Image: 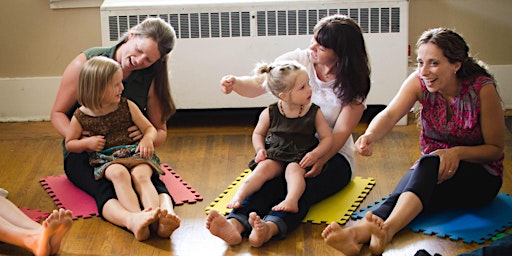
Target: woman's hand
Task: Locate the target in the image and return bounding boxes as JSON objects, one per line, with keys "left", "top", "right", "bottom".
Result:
{"left": 220, "top": 75, "right": 236, "bottom": 94}
{"left": 355, "top": 133, "right": 376, "bottom": 156}
{"left": 300, "top": 152, "right": 318, "bottom": 169}
{"left": 430, "top": 148, "right": 459, "bottom": 183}
{"left": 304, "top": 157, "right": 326, "bottom": 178}
{"left": 128, "top": 125, "right": 143, "bottom": 141}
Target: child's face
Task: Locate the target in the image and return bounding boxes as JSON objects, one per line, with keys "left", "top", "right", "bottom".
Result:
{"left": 102, "top": 70, "right": 124, "bottom": 105}
{"left": 288, "top": 70, "right": 312, "bottom": 105}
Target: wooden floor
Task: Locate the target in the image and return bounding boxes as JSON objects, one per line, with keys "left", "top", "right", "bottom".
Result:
{"left": 0, "top": 109, "right": 511, "bottom": 256}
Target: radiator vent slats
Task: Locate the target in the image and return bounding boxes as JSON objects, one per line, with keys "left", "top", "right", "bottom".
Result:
{"left": 107, "top": 7, "right": 401, "bottom": 41}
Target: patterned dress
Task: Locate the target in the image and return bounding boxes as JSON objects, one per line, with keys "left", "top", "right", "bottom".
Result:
{"left": 74, "top": 98, "right": 164, "bottom": 180}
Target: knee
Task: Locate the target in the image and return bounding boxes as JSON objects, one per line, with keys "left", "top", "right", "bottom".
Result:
{"left": 131, "top": 165, "right": 152, "bottom": 183}
{"left": 106, "top": 165, "right": 130, "bottom": 182}
{"left": 420, "top": 154, "right": 440, "bottom": 167}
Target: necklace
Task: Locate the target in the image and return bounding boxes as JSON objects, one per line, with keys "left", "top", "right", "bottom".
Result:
{"left": 279, "top": 101, "right": 303, "bottom": 118}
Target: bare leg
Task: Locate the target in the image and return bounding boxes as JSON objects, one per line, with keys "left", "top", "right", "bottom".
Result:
{"left": 227, "top": 160, "right": 283, "bottom": 209}
{"left": 205, "top": 209, "right": 243, "bottom": 245}
{"left": 321, "top": 211, "right": 384, "bottom": 256}
{"left": 101, "top": 199, "right": 160, "bottom": 241}
{"left": 0, "top": 201, "right": 73, "bottom": 256}
{"left": 248, "top": 212, "right": 279, "bottom": 247}
{"left": 131, "top": 164, "right": 159, "bottom": 210}
{"left": 272, "top": 163, "right": 305, "bottom": 213}
{"left": 105, "top": 164, "right": 141, "bottom": 212}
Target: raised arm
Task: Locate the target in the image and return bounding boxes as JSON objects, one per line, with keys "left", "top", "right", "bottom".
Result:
{"left": 355, "top": 71, "right": 422, "bottom": 156}
{"left": 51, "top": 53, "right": 87, "bottom": 138}
{"left": 219, "top": 74, "right": 267, "bottom": 98}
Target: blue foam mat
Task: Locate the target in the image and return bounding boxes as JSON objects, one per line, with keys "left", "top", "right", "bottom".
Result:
{"left": 351, "top": 193, "right": 512, "bottom": 244}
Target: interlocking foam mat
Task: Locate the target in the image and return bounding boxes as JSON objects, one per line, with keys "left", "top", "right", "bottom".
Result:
{"left": 351, "top": 193, "right": 512, "bottom": 244}
{"left": 40, "top": 163, "right": 202, "bottom": 220}
{"left": 20, "top": 208, "right": 50, "bottom": 222}
{"left": 206, "top": 169, "right": 375, "bottom": 224}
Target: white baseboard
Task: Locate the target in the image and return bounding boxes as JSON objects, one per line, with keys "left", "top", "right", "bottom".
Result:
{"left": 0, "top": 77, "right": 60, "bottom": 122}
{"left": 1, "top": 65, "right": 511, "bottom": 122}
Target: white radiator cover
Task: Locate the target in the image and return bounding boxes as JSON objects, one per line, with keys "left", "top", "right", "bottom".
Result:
{"left": 100, "top": 0, "right": 409, "bottom": 110}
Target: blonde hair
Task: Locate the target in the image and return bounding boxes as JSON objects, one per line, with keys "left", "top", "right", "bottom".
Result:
{"left": 255, "top": 60, "right": 307, "bottom": 98}
{"left": 77, "top": 56, "right": 121, "bottom": 111}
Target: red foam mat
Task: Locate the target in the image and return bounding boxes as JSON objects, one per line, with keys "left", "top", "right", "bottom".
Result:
{"left": 40, "top": 163, "right": 202, "bottom": 219}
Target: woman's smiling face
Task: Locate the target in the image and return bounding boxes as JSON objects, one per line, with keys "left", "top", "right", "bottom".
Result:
{"left": 417, "top": 42, "right": 461, "bottom": 94}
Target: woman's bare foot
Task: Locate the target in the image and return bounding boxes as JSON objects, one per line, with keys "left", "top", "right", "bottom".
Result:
{"left": 156, "top": 209, "right": 180, "bottom": 238}
{"left": 248, "top": 212, "right": 274, "bottom": 247}
{"left": 321, "top": 211, "right": 385, "bottom": 255}
{"left": 271, "top": 199, "right": 299, "bottom": 213}
{"left": 321, "top": 222, "right": 361, "bottom": 256}
{"left": 28, "top": 209, "right": 63, "bottom": 256}
{"left": 367, "top": 212, "right": 387, "bottom": 255}
{"left": 126, "top": 208, "right": 160, "bottom": 241}
{"left": 205, "top": 209, "right": 242, "bottom": 245}
{"left": 49, "top": 208, "right": 74, "bottom": 255}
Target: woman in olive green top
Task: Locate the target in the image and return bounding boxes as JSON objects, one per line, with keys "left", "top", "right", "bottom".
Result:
{"left": 50, "top": 17, "right": 180, "bottom": 241}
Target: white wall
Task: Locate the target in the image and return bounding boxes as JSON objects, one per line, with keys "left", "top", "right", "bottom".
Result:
{"left": 1, "top": 65, "right": 510, "bottom": 122}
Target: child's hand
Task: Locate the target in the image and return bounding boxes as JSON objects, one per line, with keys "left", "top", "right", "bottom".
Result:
{"left": 85, "top": 135, "right": 105, "bottom": 152}
{"left": 300, "top": 152, "right": 318, "bottom": 168}
{"left": 254, "top": 148, "right": 267, "bottom": 163}
{"left": 220, "top": 75, "right": 236, "bottom": 94}
{"left": 136, "top": 138, "right": 154, "bottom": 159}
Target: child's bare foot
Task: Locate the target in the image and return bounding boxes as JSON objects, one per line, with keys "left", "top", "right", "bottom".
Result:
{"left": 126, "top": 208, "right": 160, "bottom": 241}
{"left": 226, "top": 195, "right": 242, "bottom": 209}
{"left": 206, "top": 209, "right": 242, "bottom": 245}
{"left": 321, "top": 222, "right": 361, "bottom": 255}
{"left": 48, "top": 208, "right": 73, "bottom": 255}
{"left": 156, "top": 209, "right": 180, "bottom": 238}
{"left": 248, "top": 212, "right": 273, "bottom": 247}
{"left": 271, "top": 199, "right": 299, "bottom": 213}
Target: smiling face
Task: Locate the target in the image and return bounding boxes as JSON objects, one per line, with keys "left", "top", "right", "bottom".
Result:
{"left": 102, "top": 69, "right": 124, "bottom": 106}
{"left": 308, "top": 38, "right": 339, "bottom": 66}
{"left": 417, "top": 42, "right": 461, "bottom": 95}
{"left": 119, "top": 35, "right": 161, "bottom": 73}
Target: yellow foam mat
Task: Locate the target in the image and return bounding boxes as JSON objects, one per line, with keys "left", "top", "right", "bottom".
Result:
{"left": 205, "top": 169, "right": 375, "bottom": 225}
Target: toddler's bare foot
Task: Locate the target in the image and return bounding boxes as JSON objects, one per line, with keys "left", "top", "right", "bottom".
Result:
{"left": 126, "top": 207, "right": 160, "bottom": 241}
{"left": 226, "top": 195, "right": 242, "bottom": 209}
{"left": 248, "top": 212, "right": 273, "bottom": 247}
{"left": 49, "top": 208, "right": 73, "bottom": 255}
{"left": 157, "top": 209, "right": 180, "bottom": 238}
{"left": 271, "top": 199, "right": 299, "bottom": 213}
{"left": 321, "top": 222, "right": 361, "bottom": 256}
{"left": 206, "top": 209, "right": 242, "bottom": 245}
